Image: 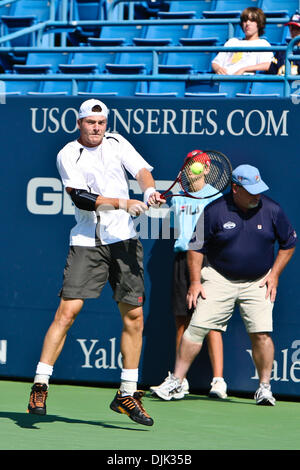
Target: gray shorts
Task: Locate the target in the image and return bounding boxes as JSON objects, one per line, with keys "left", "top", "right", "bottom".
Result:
{"left": 59, "top": 238, "right": 145, "bottom": 306}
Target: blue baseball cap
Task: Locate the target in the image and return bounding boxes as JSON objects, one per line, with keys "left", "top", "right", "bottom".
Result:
{"left": 232, "top": 164, "right": 269, "bottom": 195}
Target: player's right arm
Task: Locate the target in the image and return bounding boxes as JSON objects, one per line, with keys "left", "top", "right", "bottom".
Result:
{"left": 186, "top": 250, "right": 206, "bottom": 309}
{"left": 66, "top": 187, "right": 148, "bottom": 216}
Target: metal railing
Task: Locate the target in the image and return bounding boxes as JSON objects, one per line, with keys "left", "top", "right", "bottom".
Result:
{"left": 0, "top": 16, "right": 299, "bottom": 96}
{"left": 0, "top": 16, "right": 290, "bottom": 48}
{"left": 0, "top": 42, "right": 299, "bottom": 96}
{"left": 106, "top": 0, "right": 300, "bottom": 20}
{"left": 107, "top": 0, "right": 211, "bottom": 20}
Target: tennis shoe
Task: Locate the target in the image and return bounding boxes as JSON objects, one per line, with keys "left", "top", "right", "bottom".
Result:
{"left": 254, "top": 383, "right": 276, "bottom": 406}
{"left": 150, "top": 372, "right": 189, "bottom": 398}
{"left": 27, "top": 382, "right": 48, "bottom": 415}
{"left": 110, "top": 390, "right": 154, "bottom": 426}
{"left": 208, "top": 377, "right": 228, "bottom": 399}
{"left": 150, "top": 373, "right": 184, "bottom": 401}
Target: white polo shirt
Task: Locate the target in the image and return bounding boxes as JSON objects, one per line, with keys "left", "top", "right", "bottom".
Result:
{"left": 57, "top": 132, "right": 153, "bottom": 246}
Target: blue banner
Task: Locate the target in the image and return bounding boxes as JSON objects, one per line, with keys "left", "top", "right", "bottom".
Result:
{"left": 0, "top": 96, "right": 299, "bottom": 397}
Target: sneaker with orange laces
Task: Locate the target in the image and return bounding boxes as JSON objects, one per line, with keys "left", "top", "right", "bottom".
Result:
{"left": 27, "top": 383, "right": 48, "bottom": 415}
{"left": 110, "top": 390, "right": 154, "bottom": 426}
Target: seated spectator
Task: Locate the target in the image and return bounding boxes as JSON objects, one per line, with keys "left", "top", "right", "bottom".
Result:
{"left": 212, "top": 7, "right": 273, "bottom": 75}
{"left": 268, "top": 11, "right": 300, "bottom": 75}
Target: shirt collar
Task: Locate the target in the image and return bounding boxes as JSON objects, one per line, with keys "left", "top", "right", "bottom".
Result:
{"left": 227, "top": 192, "right": 262, "bottom": 217}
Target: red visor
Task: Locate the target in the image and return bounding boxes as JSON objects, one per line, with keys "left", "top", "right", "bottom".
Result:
{"left": 186, "top": 149, "right": 211, "bottom": 166}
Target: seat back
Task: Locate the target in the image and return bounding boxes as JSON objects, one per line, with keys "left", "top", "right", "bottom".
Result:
{"left": 263, "top": 23, "right": 288, "bottom": 44}
{"left": 260, "top": 0, "right": 299, "bottom": 17}
{"left": 143, "top": 23, "right": 192, "bottom": 44}
{"left": 219, "top": 80, "right": 249, "bottom": 97}
{"left": 212, "top": 0, "right": 258, "bottom": 12}
{"left": 115, "top": 50, "right": 155, "bottom": 73}
{"left": 164, "top": 51, "right": 213, "bottom": 73}
{"left": 250, "top": 80, "right": 285, "bottom": 96}
{"left": 39, "top": 80, "right": 89, "bottom": 95}
{"left": 70, "top": 51, "right": 117, "bottom": 72}
{"left": 70, "top": 0, "right": 105, "bottom": 20}
{"left": 0, "top": 3, "right": 11, "bottom": 16}
{"left": 144, "top": 80, "right": 186, "bottom": 97}
{"left": 202, "top": 0, "right": 258, "bottom": 19}
{"left": 99, "top": 24, "right": 144, "bottom": 45}
{"left": 89, "top": 79, "right": 143, "bottom": 96}
{"left": 26, "top": 52, "right": 70, "bottom": 72}
{"left": 10, "top": 0, "right": 52, "bottom": 20}
{"left": 1, "top": 79, "right": 42, "bottom": 94}
{"left": 76, "top": 1, "right": 103, "bottom": 20}
{"left": 168, "top": 1, "right": 214, "bottom": 17}
{"left": 185, "top": 79, "right": 220, "bottom": 95}
{"left": 191, "top": 23, "right": 231, "bottom": 44}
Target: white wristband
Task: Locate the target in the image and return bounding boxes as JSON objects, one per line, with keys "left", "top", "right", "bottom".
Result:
{"left": 143, "top": 186, "right": 156, "bottom": 204}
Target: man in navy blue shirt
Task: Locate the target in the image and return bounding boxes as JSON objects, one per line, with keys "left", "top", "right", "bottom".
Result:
{"left": 159, "top": 164, "right": 297, "bottom": 406}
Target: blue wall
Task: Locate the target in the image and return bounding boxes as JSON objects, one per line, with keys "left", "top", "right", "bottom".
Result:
{"left": 0, "top": 96, "right": 299, "bottom": 397}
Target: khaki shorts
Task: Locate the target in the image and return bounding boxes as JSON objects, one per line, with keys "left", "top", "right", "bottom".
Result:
{"left": 190, "top": 265, "right": 273, "bottom": 333}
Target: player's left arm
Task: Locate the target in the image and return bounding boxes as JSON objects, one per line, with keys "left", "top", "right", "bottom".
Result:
{"left": 260, "top": 247, "right": 296, "bottom": 302}
{"left": 135, "top": 168, "right": 166, "bottom": 206}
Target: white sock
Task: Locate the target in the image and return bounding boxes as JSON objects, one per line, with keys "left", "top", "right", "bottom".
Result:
{"left": 260, "top": 382, "right": 271, "bottom": 388}
{"left": 34, "top": 362, "right": 53, "bottom": 386}
{"left": 120, "top": 381, "right": 137, "bottom": 396}
{"left": 120, "top": 368, "right": 138, "bottom": 396}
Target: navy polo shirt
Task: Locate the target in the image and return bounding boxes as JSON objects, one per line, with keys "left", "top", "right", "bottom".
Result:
{"left": 268, "top": 49, "right": 300, "bottom": 76}
{"left": 197, "top": 193, "right": 297, "bottom": 280}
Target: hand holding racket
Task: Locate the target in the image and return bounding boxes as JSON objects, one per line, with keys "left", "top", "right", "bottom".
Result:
{"left": 161, "top": 149, "right": 232, "bottom": 200}
{"left": 146, "top": 190, "right": 166, "bottom": 206}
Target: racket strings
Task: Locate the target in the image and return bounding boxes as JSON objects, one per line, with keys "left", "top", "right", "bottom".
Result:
{"left": 181, "top": 161, "right": 206, "bottom": 193}
{"left": 180, "top": 151, "right": 232, "bottom": 196}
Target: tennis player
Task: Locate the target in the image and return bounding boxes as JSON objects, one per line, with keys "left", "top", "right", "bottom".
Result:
{"left": 27, "top": 99, "right": 164, "bottom": 426}
{"left": 157, "top": 164, "right": 297, "bottom": 405}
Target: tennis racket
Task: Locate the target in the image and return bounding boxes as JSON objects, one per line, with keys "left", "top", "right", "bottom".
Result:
{"left": 160, "top": 149, "right": 232, "bottom": 200}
